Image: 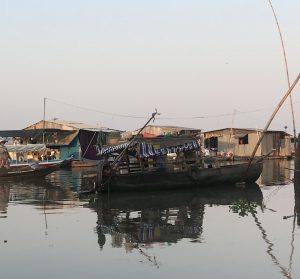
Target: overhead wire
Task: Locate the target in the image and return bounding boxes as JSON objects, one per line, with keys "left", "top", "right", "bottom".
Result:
{"left": 45, "top": 97, "right": 296, "bottom": 121}
{"left": 46, "top": 97, "right": 149, "bottom": 119}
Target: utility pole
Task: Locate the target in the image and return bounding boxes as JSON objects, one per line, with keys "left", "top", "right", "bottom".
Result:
{"left": 43, "top": 97, "right": 46, "bottom": 143}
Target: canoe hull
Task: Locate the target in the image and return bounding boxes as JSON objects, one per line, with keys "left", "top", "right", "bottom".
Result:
{"left": 0, "top": 158, "right": 72, "bottom": 180}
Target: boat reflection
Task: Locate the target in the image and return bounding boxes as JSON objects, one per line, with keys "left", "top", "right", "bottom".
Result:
{"left": 90, "top": 183, "right": 263, "bottom": 250}
{"left": 46, "top": 167, "right": 97, "bottom": 193}
{"left": 0, "top": 179, "right": 80, "bottom": 216}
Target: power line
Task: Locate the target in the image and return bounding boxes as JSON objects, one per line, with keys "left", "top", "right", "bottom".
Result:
{"left": 46, "top": 97, "right": 149, "bottom": 119}
{"left": 45, "top": 97, "right": 297, "bottom": 121}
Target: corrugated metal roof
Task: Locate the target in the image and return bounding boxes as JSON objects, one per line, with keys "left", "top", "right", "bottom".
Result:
{"left": 0, "top": 129, "right": 73, "bottom": 138}
{"left": 46, "top": 119, "right": 100, "bottom": 130}
{"left": 24, "top": 119, "right": 124, "bottom": 133}
{"left": 131, "top": 125, "right": 201, "bottom": 135}
{"left": 204, "top": 128, "right": 291, "bottom": 136}
{"left": 142, "top": 125, "right": 201, "bottom": 130}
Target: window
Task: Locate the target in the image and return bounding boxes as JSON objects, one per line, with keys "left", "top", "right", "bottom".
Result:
{"left": 238, "top": 134, "right": 248, "bottom": 145}
{"left": 205, "top": 137, "right": 218, "bottom": 149}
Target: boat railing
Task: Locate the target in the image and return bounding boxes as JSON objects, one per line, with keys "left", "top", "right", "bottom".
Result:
{"left": 116, "top": 156, "right": 201, "bottom": 175}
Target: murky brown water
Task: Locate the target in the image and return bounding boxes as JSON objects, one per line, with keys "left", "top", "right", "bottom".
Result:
{"left": 0, "top": 160, "right": 299, "bottom": 279}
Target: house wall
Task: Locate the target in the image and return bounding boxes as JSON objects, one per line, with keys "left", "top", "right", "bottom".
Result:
{"left": 204, "top": 129, "right": 291, "bottom": 158}
{"left": 261, "top": 133, "right": 291, "bottom": 157}
{"left": 60, "top": 138, "right": 81, "bottom": 160}
{"left": 235, "top": 133, "right": 262, "bottom": 157}
{"left": 214, "top": 132, "right": 262, "bottom": 157}
{"left": 281, "top": 136, "right": 292, "bottom": 157}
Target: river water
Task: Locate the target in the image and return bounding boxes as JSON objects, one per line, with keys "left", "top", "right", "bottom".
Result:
{"left": 0, "top": 160, "right": 299, "bottom": 279}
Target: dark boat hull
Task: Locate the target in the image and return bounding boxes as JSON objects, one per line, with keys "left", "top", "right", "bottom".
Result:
{"left": 103, "top": 161, "right": 263, "bottom": 191}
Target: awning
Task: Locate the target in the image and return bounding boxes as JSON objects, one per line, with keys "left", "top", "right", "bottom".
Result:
{"left": 6, "top": 144, "right": 46, "bottom": 153}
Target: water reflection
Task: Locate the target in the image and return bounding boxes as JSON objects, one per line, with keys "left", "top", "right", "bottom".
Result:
{"left": 258, "top": 159, "right": 293, "bottom": 186}
{"left": 0, "top": 160, "right": 298, "bottom": 278}
{"left": 293, "top": 164, "right": 300, "bottom": 231}
{"left": 46, "top": 167, "right": 97, "bottom": 193}
{"left": 0, "top": 180, "right": 80, "bottom": 217}
{"left": 0, "top": 185, "right": 9, "bottom": 217}
{"left": 89, "top": 184, "right": 263, "bottom": 250}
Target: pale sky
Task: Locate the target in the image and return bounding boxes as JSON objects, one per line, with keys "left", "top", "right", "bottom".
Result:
{"left": 1, "top": 0, "right": 300, "bottom": 133}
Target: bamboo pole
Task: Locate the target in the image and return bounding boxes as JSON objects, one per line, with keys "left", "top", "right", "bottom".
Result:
{"left": 245, "top": 73, "right": 300, "bottom": 175}
{"left": 267, "top": 0, "right": 297, "bottom": 151}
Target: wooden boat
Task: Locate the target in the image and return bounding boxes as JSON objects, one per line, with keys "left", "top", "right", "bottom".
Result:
{"left": 98, "top": 136, "right": 263, "bottom": 192}
{"left": 0, "top": 158, "right": 71, "bottom": 180}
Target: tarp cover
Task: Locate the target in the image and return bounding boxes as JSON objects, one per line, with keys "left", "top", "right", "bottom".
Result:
{"left": 6, "top": 144, "right": 46, "bottom": 153}
{"left": 139, "top": 140, "right": 199, "bottom": 158}
{"left": 96, "top": 142, "right": 131, "bottom": 156}
{"left": 79, "top": 130, "right": 103, "bottom": 160}
{"left": 96, "top": 140, "right": 199, "bottom": 158}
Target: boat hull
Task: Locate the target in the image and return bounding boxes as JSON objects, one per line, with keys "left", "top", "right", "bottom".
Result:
{"left": 102, "top": 161, "right": 263, "bottom": 192}
{"left": 0, "top": 158, "right": 72, "bottom": 180}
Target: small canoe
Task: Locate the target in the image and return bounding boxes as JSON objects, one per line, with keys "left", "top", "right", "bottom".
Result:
{"left": 0, "top": 158, "right": 70, "bottom": 180}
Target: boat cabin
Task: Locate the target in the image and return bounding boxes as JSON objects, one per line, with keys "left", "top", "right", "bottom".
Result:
{"left": 98, "top": 136, "right": 202, "bottom": 175}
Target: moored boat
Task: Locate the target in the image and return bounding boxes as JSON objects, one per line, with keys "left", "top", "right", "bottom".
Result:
{"left": 0, "top": 157, "right": 71, "bottom": 180}
{"left": 98, "top": 136, "right": 263, "bottom": 192}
